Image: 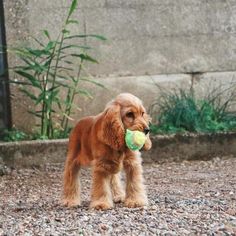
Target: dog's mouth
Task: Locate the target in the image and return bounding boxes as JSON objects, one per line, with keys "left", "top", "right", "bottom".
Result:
{"left": 126, "top": 127, "right": 150, "bottom": 135}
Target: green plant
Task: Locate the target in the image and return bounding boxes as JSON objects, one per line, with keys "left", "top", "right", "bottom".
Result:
{"left": 7, "top": 0, "right": 106, "bottom": 139}
{"left": 149, "top": 84, "right": 236, "bottom": 134}
{"left": 2, "top": 128, "right": 29, "bottom": 142}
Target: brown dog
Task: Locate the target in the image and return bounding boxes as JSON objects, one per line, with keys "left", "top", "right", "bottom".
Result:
{"left": 62, "top": 93, "right": 152, "bottom": 210}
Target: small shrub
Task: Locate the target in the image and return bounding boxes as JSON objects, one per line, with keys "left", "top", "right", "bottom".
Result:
{"left": 150, "top": 86, "right": 236, "bottom": 134}
{"left": 2, "top": 129, "right": 28, "bottom": 142}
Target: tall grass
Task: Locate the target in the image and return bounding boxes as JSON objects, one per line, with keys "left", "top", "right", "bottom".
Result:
{"left": 149, "top": 83, "right": 236, "bottom": 134}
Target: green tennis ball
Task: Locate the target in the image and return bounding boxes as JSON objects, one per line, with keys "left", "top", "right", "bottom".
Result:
{"left": 125, "top": 129, "right": 146, "bottom": 151}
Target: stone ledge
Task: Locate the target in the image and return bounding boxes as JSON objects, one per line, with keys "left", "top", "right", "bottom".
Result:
{"left": 0, "top": 132, "right": 236, "bottom": 169}
{"left": 0, "top": 139, "right": 68, "bottom": 169}
{"left": 146, "top": 132, "right": 236, "bottom": 163}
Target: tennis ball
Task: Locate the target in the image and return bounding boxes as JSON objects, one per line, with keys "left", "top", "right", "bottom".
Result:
{"left": 125, "top": 129, "right": 146, "bottom": 151}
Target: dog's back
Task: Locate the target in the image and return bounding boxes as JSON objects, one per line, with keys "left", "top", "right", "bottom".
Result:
{"left": 68, "top": 116, "right": 95, "bottom": 166}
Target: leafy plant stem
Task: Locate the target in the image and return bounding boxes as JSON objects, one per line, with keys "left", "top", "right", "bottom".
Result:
{"left": 41, "top": 40, "right": 58, "bottom": 138}
{"left": 62, "top": 59, "right": 84, "bottom": 134}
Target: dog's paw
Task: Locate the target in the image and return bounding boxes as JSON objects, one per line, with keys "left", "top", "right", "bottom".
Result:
{"left": 124, "top": 198, "right": 148, "bottom": 208}
{"left": 90, "top": 201, "right": 113, "bottom": 210}
{"left": 113, "top": 193, "right": 125, "bottom": 203}
{"left": 62, "top": 198, "right": 81, "bottom": 208}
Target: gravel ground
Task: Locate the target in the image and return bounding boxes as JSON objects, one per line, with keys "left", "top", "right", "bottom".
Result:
{"left": 0, "top": 156, "right": 236, "bottom": 236}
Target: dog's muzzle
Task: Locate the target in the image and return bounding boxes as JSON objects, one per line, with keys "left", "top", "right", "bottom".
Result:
{"left": 144, "top": 127, "right": 150, "bottom": 135}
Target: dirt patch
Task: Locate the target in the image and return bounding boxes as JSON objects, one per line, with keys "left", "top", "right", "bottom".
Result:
{"left": 0, "top": 156, "right": 236, "bottom": 235}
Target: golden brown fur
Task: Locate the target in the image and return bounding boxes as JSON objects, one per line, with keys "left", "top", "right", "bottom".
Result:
{"left": 63, "top": 93, "right": 152, "bottom": 210}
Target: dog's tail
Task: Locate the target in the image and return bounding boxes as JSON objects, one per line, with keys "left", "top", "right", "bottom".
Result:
{"left": 67, "top": 125, "right": 81, "bottom": 162}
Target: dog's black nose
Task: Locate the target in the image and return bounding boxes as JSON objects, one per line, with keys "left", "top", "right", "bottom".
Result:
{"left": 144, "top": 128, "right": 150, "bottom": 135}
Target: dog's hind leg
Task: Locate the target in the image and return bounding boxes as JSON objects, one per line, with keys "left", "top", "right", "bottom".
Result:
{"left": 111, "top": 173, "right": 125, "bottom": 203}
{"left": 62, "top": 154, "right": 81, "bottom": 207}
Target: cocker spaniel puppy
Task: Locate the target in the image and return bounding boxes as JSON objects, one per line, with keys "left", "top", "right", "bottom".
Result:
{"left": 63, "top": 93, "right": 152, "bottom": 210}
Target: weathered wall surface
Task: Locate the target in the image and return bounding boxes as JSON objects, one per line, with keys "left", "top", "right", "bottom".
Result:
{"left": 3, "top": 0, "right": 236, "bottom": 129}
{"left": 5, "top": 0, "right": 236, "bottom": 76}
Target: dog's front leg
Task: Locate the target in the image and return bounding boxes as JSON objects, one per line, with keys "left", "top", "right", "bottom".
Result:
{"left": 123, "top": 151, "right": 148, "bottom": 208}
{"left": 90, "top": 160, "right": 113, "bottom": 210}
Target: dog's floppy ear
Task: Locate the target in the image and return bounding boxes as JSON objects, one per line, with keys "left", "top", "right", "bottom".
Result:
{"left": 98, "top": 103, "right": 125, "bottom": 150}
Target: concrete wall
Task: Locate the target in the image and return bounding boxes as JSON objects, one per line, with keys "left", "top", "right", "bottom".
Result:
{"left": 3, "top": 0, "right": 236, "bottom": 130}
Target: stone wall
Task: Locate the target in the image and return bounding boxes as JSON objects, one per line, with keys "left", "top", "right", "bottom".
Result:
{"left": 1, "top": 132, "right": 236, "bottom": 169}
{"left": 3, "top": 0, "right": 236, "bottom": 130}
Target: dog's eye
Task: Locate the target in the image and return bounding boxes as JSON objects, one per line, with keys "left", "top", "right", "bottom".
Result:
{"left": 142, "top": 112, "right": 145, "bottom": 116}
{"left": 126, "top": 112, "right": 134, "bottom": 119}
